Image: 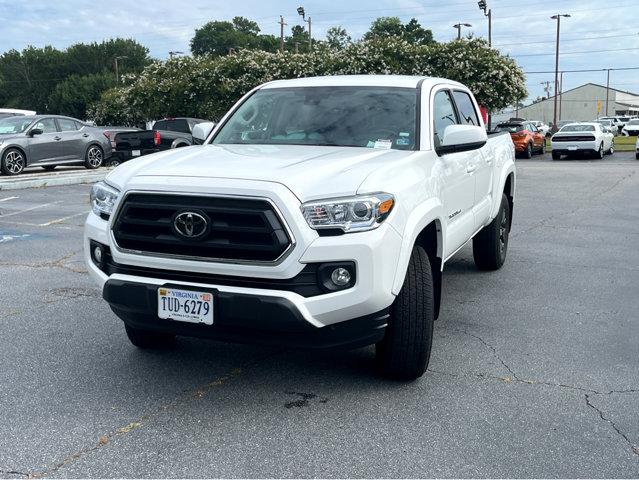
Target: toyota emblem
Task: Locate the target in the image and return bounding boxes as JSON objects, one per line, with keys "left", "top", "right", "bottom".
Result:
{"left": 173, "top": 211, "right": 209, "bottom": 239}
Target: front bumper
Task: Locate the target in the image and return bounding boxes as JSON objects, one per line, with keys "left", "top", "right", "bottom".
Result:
{"left": 104, "top": 278, "right": 388, "bottom": 349}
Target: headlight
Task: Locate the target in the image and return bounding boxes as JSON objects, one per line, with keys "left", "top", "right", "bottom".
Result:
{"left": 90, "top": 181, "right": 120, "bottom": 218}
{"left": 301, "top": 193, "right": 395, "bottom": 233}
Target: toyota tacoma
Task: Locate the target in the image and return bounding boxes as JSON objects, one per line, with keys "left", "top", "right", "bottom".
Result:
{"left": 85, "top": 75, "right": 516, "bottom": 380}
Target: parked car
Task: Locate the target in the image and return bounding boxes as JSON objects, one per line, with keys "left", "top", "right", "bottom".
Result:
{"left": 598, "top": 116, "right": 623, "bottom": 134}
{"left": 0, "top": 108, "right": 36, "bottom": 120}
{"left": 551, "top": 122, "right": 614, "bottom": 160}
{"left": 85, "top": 75, "right": 516, "bottom": 380}
{"left": 595, "top": 119, "right": 617, "bottom": 135}
{"left": 494, "top": 120, "right": 546, "bottom": 158}
{"left": 530, "top": 120, "right": 550, "bottom": 137}
{"left": 111, "top": 117, "right": 214, "bottom": 162}
{"left": 0, "top": 115, "right": 111, "bottom": 175}
{"left": 635, "top": 135, "right": 639, "bottom": 159}
{"left": 100, "top": 127, "right": 141, "bottom": 166}
{"left": 621, "top": 119, "right": 639, "bottom": 136}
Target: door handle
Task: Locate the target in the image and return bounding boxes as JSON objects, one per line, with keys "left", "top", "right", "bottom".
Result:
{"left": 466, "top": 164, "right": 477, "bottom": 174}
{"left": 54, "top": 136, "right": 61, "bottom": 141}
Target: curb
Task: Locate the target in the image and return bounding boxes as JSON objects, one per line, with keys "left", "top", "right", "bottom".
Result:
{"left": 0, "top": 170, "right": 109, "bottom": 191}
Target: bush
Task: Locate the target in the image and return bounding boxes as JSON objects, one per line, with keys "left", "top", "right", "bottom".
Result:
{"left": 88, "top": 38, "right": 526, "bottom": 125}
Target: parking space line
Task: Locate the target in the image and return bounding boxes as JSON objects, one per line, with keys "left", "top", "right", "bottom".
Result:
{"left": 0, "top": 196, "right": 19, "bottom": 202}
{"left": 39, "top": 211, "right": 89, "bottom": 226}
{"left": 0, "top": 201, "right": 61, "bottom": 218}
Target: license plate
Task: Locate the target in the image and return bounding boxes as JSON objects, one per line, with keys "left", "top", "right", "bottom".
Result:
{"left": 567, "top": 146, "right": 578, "bottom": 151}
{"left": 157, "top": 287, "right": 214, "bottom": 325}
{"left": 132, "top": 149, "right": 141, "bottom": 156}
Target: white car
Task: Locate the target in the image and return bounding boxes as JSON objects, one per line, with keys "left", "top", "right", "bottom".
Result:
{"left": 598, "top": 116, "right": 623, "bottom": 134}
{"left": 595, "top": 119, "right": 617, "bottom": 135}
{"left": 84, "top": 75, "right": 516, "bottom": 380}
{"left": 635, "top": 136, "right": 639, "bottom": 160}
{"left": 551, "top": 122, "right": 614, "bottom": 160}
{"left": 0, "top": 108, "right": 36, "bottom": 119}
{"left": 621, "top": 118, "right": 639, "bottom": 136}
{"left": 530, "top": 120, "right": 550, "bottom": 137}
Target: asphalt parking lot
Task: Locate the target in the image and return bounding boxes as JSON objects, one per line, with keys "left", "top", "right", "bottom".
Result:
{"left": 0, "top": 151, "right": 638, "bottom": 478}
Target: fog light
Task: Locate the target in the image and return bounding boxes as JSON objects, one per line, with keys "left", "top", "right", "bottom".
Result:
{"left": 93, "top": 245, "right": 103, "bottom": 264}
{"left": 331, "top": 267, "right": 351, "bottom": 287}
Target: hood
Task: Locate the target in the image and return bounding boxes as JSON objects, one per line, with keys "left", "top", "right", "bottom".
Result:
{"left": 106, "top": 144, "right": 414, "bottom": 201}
{"left": 0, "top": 133, "right": 24, "bottom": 141}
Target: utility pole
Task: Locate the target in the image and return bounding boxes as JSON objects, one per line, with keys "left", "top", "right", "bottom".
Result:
{"left": 453, "top": 23, "right": 472, "bottom": 40}
{"left": 559, "top": 71, "right": 564, "bottom": 120}
{"left": 551, "top": 14, "right": 570, "bottom": 129}
{"left": 279, "top": 16, "right": 287, "bottom": 53}
{"left": 540, "top": 81, "right": 552, "bottom": 99}
{"left": 113, "top": 56, "right": 128, "bottom": 83}
{"left": 294, "top": 42, "right": 300, "bottom": 54}
{"left": 605, "top": 68, "right": 611, "bottom": 116}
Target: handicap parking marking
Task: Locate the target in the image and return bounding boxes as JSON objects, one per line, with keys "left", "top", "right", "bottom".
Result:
{"left": 0, "top": 233, "right": 31, "bottom": 243}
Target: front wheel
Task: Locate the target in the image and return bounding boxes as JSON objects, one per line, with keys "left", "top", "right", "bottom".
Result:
{"left": 473, "top": 193, "right": 511, "bottom": 271}
{"left": 124, "top": 324, "right": 176, "bottom": 349}
{"left": 84, "top": 145, "right": 104, "bottom": 169}
{"left": 1, "top": 148, "right": 25, "bottom": 175}
{"left": 376, "top": 245, "right": 434, "bottom": 381}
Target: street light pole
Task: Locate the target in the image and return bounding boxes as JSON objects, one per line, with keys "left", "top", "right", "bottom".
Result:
{"left": 551, "top": 14, "right": 570, "bottom": 130}
{"left": 453, "top": 23, "right": 472, "bottom": 40}
{"left": 279, "top": 15, "right": 287, "bottom": 53}
{"left": 477, "top": 1, "right": 491, "bottom": 46}
{"left": 297, "top": 6, "right": 312, "bottom": 51}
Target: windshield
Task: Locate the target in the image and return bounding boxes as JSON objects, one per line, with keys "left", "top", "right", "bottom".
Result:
{"left": 626, "top": 119, "right": 639, "bottom": 126}
{"left": 495, "top": 124, "right": 523, "bottom": 133}
{"left": 0, "top": 116, "right": 35, "bottom": 134}
{"left": 213, "top": 86, "right": 418, "bottom": 150}
{"left": 560, "top": 124, "right": 595, "bottom": 132}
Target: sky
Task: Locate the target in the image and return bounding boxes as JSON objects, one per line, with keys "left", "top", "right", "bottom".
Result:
{"left": 0, "top": 0, "right": 638, "bottom": 105}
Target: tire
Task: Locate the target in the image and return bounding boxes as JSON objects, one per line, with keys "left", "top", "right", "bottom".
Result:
{"left": 376, "top": 245, "right": 434, "bottom": 381}
{"left": 106, "top": 158, "right": 121, "bottom": 168}
{"left": 552, "top": 151, "right": 561, "bottom": 160}
{"left": 523, "top": 142, "right": 532, "bottom": 159}
{"left": 42, "top": 165, "right": 56, "bottom": 171}
{"left": 636, "top": 153, "right": 639, "bottom": 160}
{"left": 84, "top": 145, "right": 104, "bottom": 169}
{"left": 124, "top": 324, "right": 176, "bottom": 349}
{"left": 473, "top": 193, "right": 511, "bottom": 271}
{"left": 607, "top": 144, "right": 614, "bottom": 155}
{"left": 595, "top": 142, "right": 604, "bottom": 159}
{"left": 1, "top": 148, "right": 26, "bottom": 176}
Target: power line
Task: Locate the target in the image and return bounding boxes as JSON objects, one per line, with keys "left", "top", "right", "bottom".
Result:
{"left": 513, "top": 47, "right": 639, "bottom": 58}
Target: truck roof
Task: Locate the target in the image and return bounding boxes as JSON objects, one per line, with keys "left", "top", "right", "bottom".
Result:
{"left": 261, "top": 75, "right": 464, "bottom": 90}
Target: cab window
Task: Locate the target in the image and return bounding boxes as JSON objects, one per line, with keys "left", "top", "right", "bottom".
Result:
{"left": 433, "top": 90, "right": 459, "bottom": 149}
{"left": 452, "top": 91, "right": 480, "bottom": 126}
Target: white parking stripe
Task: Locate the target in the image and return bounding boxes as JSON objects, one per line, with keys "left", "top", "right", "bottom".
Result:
{"left": 0, "top": 196, "right": 19, "bottom": 202}
{"left": 0, "top": 201, "right": 60, "bottom": 218}
{"left": 39, "top": 211, "right": 89, "bottom": 226}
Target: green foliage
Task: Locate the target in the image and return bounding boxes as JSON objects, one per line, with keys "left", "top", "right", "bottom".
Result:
{"left": 190, "top": 16, "right": 279, "bottom": 56}
{"left": 363, "top": 17, "right": 434, "bottom": 45}
{"left": 48, "top": 72, "right": 117, "bottom": 119}
{"left": 326, "top": 26, "right": 352, "bottom": 50}
{"left": 89, "top": 38, "right": 527, "bottom": 125}
{"left": 0, "top": 39, "right": 150, "bottom": 118}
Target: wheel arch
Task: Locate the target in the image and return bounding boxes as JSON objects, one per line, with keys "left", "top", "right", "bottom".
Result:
{"left": 2, "top": 144, "right": 29, "bottom": 166}
{"left": 171, "top": 138, "right": 192, "bottom": 149}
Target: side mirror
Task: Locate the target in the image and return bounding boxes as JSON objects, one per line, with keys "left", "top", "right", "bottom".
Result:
{"left": 192, "top": 122, "right": 216, "bottom": 144}
{"left": 29, "top": 128, "right": 43, "bottom": 136}
{"left": 436, "top": 124, "right": 487, "bottom": 155}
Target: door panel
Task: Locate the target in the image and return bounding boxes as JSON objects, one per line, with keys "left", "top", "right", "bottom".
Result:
{"left": 27, "top": 118, "right": 60, "bottom": 164}
{"left": 472, "top": 146, "right": 494, "bottom": 229}
{"left": 56, "top": 118, "right": 86, "bottom": 160}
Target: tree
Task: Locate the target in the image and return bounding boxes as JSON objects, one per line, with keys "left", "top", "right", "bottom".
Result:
{"left": 326, "top": 26, "right": 351, "bottom": 50}
{"left": 48, "top": 72, "right": 116, "bottom": 119}
{"left": 363, "top": 17, "right": 434, "bottom": 45}
{"left": 190, "top": 16, "right": 278, "bottom": 56}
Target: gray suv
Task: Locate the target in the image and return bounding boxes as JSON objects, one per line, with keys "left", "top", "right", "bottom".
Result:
{"left": 0, "top": 115, "right": 112, "bottom": 175}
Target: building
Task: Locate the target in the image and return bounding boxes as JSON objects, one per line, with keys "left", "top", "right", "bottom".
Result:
{"left": 493, "top": 83, "right": 639, "bottom": 125}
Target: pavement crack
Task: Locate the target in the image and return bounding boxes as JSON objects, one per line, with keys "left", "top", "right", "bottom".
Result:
{"left": 0, "top": 251, "right": 85, "bottom": 274}
{"left": 459, "top": 329, "right": 520, "bottom": 381}
{"left": 0, "top": 470, "right": 31, "bottom": 478}
{"left": 585, "top": 393, "right": 639, "bottom": 456}
{"left": 31, "top": 349, "right": 282, "bottom": 478}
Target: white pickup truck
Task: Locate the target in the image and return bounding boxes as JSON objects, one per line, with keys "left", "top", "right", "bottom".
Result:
{"left": 85, "top": 75, "right": 516, "bottom": 380}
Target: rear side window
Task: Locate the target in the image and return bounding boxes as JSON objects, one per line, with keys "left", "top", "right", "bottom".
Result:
{"left": 57, "top": 118, "right": 78, "bottom": 131}
{"left": 432, "top": 91, "right": 459, "bottom": 148}
{"left": 153, "top": 119, "right": 190, "bottom": 134}
{"left": 452, "top": 91, "right": 480, "bottom": 126}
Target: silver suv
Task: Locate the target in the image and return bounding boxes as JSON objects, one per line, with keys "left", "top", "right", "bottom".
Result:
{"left": 0, "top": 115, "right": 112, "bottom": 175}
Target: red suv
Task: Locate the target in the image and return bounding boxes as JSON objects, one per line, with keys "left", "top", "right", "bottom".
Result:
{"left": 495, "top": 121, "right": 546, "bottom": 158}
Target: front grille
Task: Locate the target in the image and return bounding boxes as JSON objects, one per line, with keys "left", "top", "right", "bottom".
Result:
{"left": 553, "top": 135, "right": 595, "bottom": 142}
{"left": 112, "top": 193, "right": 292, "bottom": 262}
